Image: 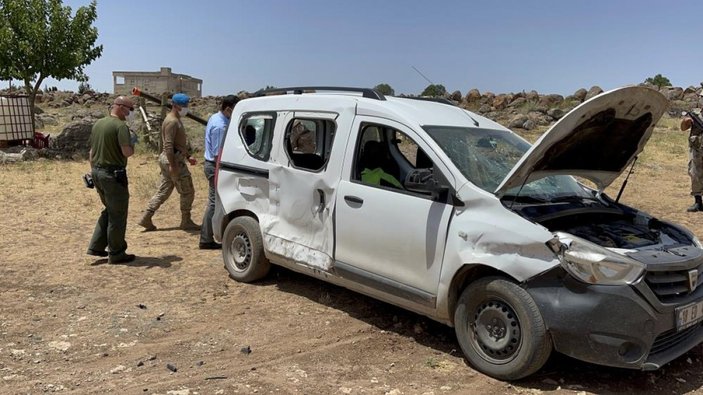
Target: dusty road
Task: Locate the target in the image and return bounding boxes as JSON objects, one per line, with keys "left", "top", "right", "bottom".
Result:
{"left": 2, "top": 148, "right": 703, "bottom": 394}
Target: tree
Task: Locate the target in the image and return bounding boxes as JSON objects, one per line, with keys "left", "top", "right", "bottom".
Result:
{"left": 373, "top": 83, "right": 394, "bottom": 96}
{"left": 644, "top": 74, "right": 671, "bottom": 88}
{"left": 0, "top": 0, "right": 102, "bottom": 107}
{"left": 421, "top": 84, "right": 447, "bottom": 97}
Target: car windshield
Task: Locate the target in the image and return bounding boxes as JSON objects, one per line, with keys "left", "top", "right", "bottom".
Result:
{"left": 423, "top": 125, "right": 592, "bottom": 200}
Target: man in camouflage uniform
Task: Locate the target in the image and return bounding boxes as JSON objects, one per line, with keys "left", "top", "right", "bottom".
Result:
{"left": 138, "top": 93, "right": 200, "bottom": 230}
{"left": 681, "top": 92, "right": 703, "bottom": 212}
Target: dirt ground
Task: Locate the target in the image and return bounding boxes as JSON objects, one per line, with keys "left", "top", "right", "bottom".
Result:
{"left": 3, "top": 123, "right": 703, "bottom": 394}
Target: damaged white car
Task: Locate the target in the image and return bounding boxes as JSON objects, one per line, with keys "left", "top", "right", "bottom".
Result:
{"left": 212, "top": 86, "right": 703, "bottom": 380}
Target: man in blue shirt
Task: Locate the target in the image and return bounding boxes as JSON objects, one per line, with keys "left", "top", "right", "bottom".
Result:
{"left": 200, "top": 95, "right": 239, "bottom": 249}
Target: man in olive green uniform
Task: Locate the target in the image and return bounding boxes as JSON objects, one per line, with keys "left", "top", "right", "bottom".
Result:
{"left": 681, "top": 92, "right": 703, "bottom": 212}
{"left": 138, "top": 93, "right": 199, "bottom": 230}
{"left": 87, "top": 96, "right": 136, "bottom": 264}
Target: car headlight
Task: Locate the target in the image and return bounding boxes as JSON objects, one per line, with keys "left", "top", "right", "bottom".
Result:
{"left": 551, "top": 232, "right": 644, "bottom": 285}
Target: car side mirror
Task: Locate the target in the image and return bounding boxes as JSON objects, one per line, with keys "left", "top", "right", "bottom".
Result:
{"left": 405, "top": 168, "right": 449, "bottom": 200}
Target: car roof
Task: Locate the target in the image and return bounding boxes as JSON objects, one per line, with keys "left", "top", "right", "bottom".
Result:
{"left": 235, "top": 93, "right": 507, "bottom": 131}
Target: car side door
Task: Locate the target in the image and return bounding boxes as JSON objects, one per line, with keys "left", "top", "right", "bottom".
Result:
{"left": 334, "top": 117, "right": 456, "bottom": 306}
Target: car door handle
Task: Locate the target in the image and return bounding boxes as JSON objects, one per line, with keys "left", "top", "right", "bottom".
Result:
{"left": 344, "top": 195, "right": 363, "bottom": 205}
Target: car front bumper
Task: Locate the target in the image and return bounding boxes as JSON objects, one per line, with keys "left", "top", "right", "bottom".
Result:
{"left": 526, "top": 268, "right": 703, "bottom": 370}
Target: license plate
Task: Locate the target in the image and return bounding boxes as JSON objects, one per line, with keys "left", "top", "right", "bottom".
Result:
{"left": 676, "top": 299, "right": 703, "bottom": 331}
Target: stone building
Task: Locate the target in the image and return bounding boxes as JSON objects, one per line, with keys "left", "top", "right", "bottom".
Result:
{"left": 112, "top": 67, "right": 202, "bottom": 98}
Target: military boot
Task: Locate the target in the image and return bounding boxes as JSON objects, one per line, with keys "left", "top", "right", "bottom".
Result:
{"left": 180, "top": 211, "right": 200, "bottom": 230}
{"left": 138, "top": 210, "right": 157, "bottom": 231}
{"left": 687, "top": 196, "right": 703, "bottom": 212}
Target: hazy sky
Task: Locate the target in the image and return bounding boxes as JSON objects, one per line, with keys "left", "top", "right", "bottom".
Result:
{"left": 27, "top": 0, "right": 703, "bottom": 96}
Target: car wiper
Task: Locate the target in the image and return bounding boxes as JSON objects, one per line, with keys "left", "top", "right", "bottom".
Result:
{"left": 501, "top": 194, "right": 549, "bottom": 203}
{"left": 547, "top": 195, "right": 603, "bottom": 204}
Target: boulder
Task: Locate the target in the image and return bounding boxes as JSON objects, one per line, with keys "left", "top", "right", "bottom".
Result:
{"left": 492, "top": 94, "right": 511, "bottom": 110}
{"left": 52, "top": 120, "right": 94, "bottom": 154}
{"left": 450, "top": 90, "right": 462, "bottom": 102}
{"left": 585, "top": 86, "right": 603, "bottom": 100}
{"left": 547, "top": 108, "right": 565, "bottom": 120}
{"left": 508, "top": 114, "right": 529, "bottom": 129}
{"left": 465, "top": 88, "right": 481, "bottom": 103}
{"left": 572, "top": 88, "right": 588, "bottom": 102}
{"left": 525, "top": 90, "right": 540, "bottom": 102}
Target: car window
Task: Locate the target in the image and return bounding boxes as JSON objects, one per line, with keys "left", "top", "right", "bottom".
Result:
{"left": 354, "top": 123, "right": 433, "bottom": 191}
{"left": 424, "top": 125, "right": 590, "bottom": 199}
{"left": 285, "top": 118, "right": 336, "bottom": 171}
{"left": 241, "top": 113, "right": 275, "bottom": 161}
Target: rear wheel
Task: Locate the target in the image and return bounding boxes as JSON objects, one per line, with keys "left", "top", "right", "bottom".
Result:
{"left": 222, "top": 216, "right": 270, "bottom": 282}
{"left": 454, "top": 276, "right": 552, "bottom": 380}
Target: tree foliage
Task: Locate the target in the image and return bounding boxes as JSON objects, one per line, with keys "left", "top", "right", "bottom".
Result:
{"left": 373, "top": 83, "right": 394, "bottom": 96}
{"left": 0, "top": 0, "right": 103, "bottom": 105}
{"left": 421, "top": 84, "right": 447, "bottom": 97}
{"left": 644, "top": 74, "right": 671, "bottom": 88}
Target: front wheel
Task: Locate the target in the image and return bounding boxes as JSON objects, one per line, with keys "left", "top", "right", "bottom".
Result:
{"left": 222, "top": 216, "right": 270, "bottom": 282}
{"left": 454, "top": 276, "right": 552, "bottom": 380}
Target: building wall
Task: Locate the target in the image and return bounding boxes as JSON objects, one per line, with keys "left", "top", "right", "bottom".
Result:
{"left": 113, "top": 67, "right": 202, "bottom": 98}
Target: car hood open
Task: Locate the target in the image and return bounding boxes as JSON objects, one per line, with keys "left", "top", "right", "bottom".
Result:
{"left": 494, "top": 86, "right": 669, "bottom": 196}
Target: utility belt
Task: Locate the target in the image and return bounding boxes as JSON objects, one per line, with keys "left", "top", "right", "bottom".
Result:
{"left": 94, "top": 164, "right": 128, "bottom": 186}
{"left": 94, "top": 164, "right": 126, "bottom": 172}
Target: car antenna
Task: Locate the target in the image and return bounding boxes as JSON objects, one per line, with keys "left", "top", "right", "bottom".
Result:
{"left": 615, "top": 156, "right": 637, "bottom": 203}
{"left": 411, "top": 65, "right": 479, "bottom": 126}
{"left": 411, "top": 65, "right": 434, "bottom": 85}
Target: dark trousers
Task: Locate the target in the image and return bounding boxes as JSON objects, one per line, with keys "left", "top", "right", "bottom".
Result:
{"left": 200, "top": 160, "right": 217, "bottom": 244}
{"left": 88, "top": 167, "right": 129, "bottom": 258}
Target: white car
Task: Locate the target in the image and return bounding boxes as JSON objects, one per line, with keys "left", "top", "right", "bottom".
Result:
{"left": 212, "top": 86, "right": 703, "bottom": 380}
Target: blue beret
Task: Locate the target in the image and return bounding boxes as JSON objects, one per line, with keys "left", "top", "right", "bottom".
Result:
{"left": 172, "top": 93, "right": 190, "bottom": 106}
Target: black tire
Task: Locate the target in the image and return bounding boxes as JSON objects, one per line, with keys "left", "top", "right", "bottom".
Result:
{"left": 222, "top": 216, "right": 270, "bottom": 282}
{"left": 454, "top": 276, "right": 552, "bottom": 380}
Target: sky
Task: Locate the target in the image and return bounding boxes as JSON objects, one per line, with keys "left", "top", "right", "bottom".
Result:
{"left": 14, "top": 0, "right": 703, "bottom": 96}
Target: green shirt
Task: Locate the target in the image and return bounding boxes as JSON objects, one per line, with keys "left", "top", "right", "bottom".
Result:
{"left": 361, "top": 167, "right": 403, "bottom": 189}
{"left": 90, "top": 116, "right": 130, "bottom": 167}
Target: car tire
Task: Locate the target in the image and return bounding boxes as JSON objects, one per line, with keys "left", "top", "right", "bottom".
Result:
{"left": 454, "top": 276, "right": 552, "bottom": 380}
{"left": 222, "top": 216, "right": 270, "bottom": 282}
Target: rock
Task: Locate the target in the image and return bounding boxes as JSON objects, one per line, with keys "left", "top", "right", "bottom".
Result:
{"left": 110, "top": 365, "right": 126, "bottom": 374}
{"left": 547, "top": 108, "right": 565, "bottom": 119}
{"left": 572, "top": 88, "right": 588, "bottom": 101}
{"left": 465, "top": 88, "right": 481, "bottom": 103}
{"left": 509, "top": 97, "right": 527, "bottom": 107}
{"left": 478, "top": 104, "right": 492, "bottom": 114}
{"left": 585, "top": 85, "right": 603, "bottom": 100}
{"left": 137, "top": 304, "right": 147, "bottom": 309}
{"left": 663, "top": 87, "right": 684, "bottom": 101}
{"left": 240, "top": 345, "right": 252, "bottom": 354}
{"left": 492, "top": 94, "right": 511, "bottom": 110}
{"left": 538, "top": 94, "right": 564, "bottom": 107}
{"left": 542, "top": 378, "right": 559, "bottom": 386}
{"left": 166, "top": 363, "right": 178, "bottom": 372}
{"left": 523, "top": 120, "right": 536, "bottom": 130}
{"left": 450, "top": 90, "right": 462, "bottom": 102}
{"left": 525, "top": 90, "right": 540, "bottom": 101}
{"left": 508, "top": 114, "right": 529, "bottom": 129}
{"left": 52, "top": 120, "right": 94, "bottom": 155}
{"left": 48, "top": 341, "right": 71, "bottom": 352}
{"left": 34, "top": 114, "right": 59, "bottom": 126}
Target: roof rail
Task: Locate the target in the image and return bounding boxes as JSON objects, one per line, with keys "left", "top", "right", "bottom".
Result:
{"left": 399, "top": 96, "right": 457, "bottom": 106}
{"left": 254, "top": 86, "right": 386, "bottom": 101}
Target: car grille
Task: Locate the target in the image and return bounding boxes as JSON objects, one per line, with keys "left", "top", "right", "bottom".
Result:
{"left": 645, "top": 266, "right": 703, "bottom": 303}
{"left": 649, "top": 322, "right": 703, "bottom": 356}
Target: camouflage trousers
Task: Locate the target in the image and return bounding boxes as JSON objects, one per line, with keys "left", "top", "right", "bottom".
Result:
{"left": 689, "top": 147, "right": 703, "bottom": 196}
{"left": 145, "top": 152, "right": 195, "bottom": 214}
